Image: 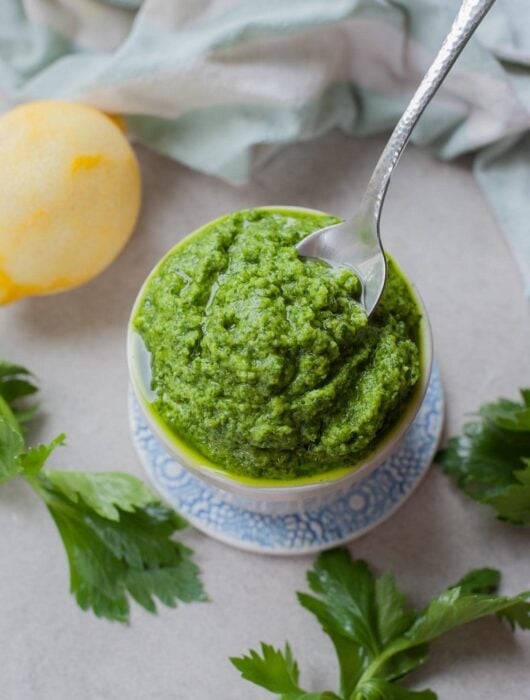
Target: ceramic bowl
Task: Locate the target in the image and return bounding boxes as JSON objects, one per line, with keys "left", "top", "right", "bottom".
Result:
{"left": 128, "top": 206, "right": 433, "bottom": 514}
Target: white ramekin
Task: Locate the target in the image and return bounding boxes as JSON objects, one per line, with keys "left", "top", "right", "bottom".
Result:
{"left": 128, "top": 206, "right": 433, "bottom": 514}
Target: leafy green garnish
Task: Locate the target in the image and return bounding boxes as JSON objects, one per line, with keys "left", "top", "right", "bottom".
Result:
{"left": 231, "top": 549, "right": 530, "bottom": 699}
{"left": 0, "top": 360, "right": 206, "bottom": 622}
{"left": 437, "top": 389, "right": 530, "bottom": 524}
{"left": 0, "top": 418, "right": 24, "bottom": 483}
{"left": 0, "top": 361, "right": 39, "bottom": 426}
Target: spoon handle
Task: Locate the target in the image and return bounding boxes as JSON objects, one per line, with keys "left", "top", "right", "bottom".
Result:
{"left": 361, "top": 0, "right": 496, "bottom": 224}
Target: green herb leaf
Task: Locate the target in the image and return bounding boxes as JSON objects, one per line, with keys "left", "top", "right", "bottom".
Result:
{"left": 353, "top": 678, "right": 437, "bottom": 699}
{"left": 450, "top": 568, "right": 500, "bottom": 595}
{"left": 230, "top": 650, "right": 339, "bottom": 700}
{"left": 37, "top": 472, "right": 205, "bottom": 622}
{"left": 0, "top": 357, "right": 205, "bottom": 623}
{"left": 437, "top": 389, "right": 530, "bottom": 524}
{"left": 297, "top": 550, "right": 378, "bottom": 695}
{"left": 403, "top": 587, "right": 530, "bottom": 646}
{"left": 233, "top": 548, "right": 530, "bottom": 699}
{"left": 497, "top": 600, "right": 530, "bottom": 631}
{"left": 231, "top": 643, "right": 305, "bottom": 696}
{"left": 0, "top": 361, "right": 31, "bottom": 378}
{"left": 375, "top": 573, "right": 416, "bottom": 646}
{"left": 0, "top": 378, "right": 38, "bottom": 403}
{"left": 297, "top": 591, "right": 363, "bottom": 697}
{"left": 303, "top": 551, "right": 380, "bottom": 656}
{"left": 18, "top": 434, "right": 66, "bottom": 477}
{"left": 42, "top": 469, "right": 165, "bottom": 521}
{"left": 0, "top": 361, "right": 39, "bottom": 426}
{"left": 0, "top": 417, "right": 24, "bottom": 483}
{"left": 485, "top": 461, "right": 530, "bottom": 525}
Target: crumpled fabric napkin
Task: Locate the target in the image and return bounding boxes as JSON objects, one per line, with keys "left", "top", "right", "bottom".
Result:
{"left": 1, "top": 0, "right": 529, "bottom": 293}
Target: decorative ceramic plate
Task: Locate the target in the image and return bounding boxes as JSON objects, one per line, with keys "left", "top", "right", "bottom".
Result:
{"left": 129, "top": 364, "right": 444, "bottom": 555}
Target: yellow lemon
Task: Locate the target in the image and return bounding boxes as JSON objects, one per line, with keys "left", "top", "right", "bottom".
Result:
{"left": 0, "top": 101, "right": 141, "bottom": 304}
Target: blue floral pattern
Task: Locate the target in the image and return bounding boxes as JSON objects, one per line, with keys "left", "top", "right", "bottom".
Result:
{"left": 129, "top": 364, "right": 444, "bottom": 554}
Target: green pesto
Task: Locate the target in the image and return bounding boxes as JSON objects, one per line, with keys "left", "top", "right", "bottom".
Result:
{"left": 134, "top": 209, "right": 421, "bottom": 480}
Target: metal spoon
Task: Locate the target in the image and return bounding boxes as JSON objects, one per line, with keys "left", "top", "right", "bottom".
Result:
{"left": 296, "top": 0, "right": 496, "bottom": 315}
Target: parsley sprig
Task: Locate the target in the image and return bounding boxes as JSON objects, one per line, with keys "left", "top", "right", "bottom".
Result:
{"left": 437, "top": 388, "right": 530, "bottom": 525}
{"left": 231, "top": 548, "right": 530, "bottom": 699}
{"left": 0, "top": 361, "right": 206, "bottom": 622}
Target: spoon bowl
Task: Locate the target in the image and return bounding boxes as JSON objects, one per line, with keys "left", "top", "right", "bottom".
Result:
{"left": 296, "top": 211, "right": 386, "bottom": 316}
{"left": 297, "top": 0, "right": 495, "bottom": 316}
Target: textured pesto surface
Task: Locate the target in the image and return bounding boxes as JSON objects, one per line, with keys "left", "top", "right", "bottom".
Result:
{"left": 134, "top": 209, "right": 421, "bottom": 479}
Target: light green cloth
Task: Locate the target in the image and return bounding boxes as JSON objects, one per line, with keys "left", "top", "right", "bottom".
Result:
{"left": 1, "top": 1, "right": 529, "bottom": 292}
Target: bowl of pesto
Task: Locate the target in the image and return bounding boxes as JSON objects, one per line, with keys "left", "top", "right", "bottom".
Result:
{"left": 128, "top": 206, "right": 432, "bottom": 506}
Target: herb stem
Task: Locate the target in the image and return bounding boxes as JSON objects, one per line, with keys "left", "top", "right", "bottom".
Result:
{"left": 349, "top": 639, "right": 411, "bottom": 698}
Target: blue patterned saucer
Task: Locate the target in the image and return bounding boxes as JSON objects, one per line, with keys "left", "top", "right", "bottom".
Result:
{"left": 129, "top": 364, "right": 444, "bottom": 555}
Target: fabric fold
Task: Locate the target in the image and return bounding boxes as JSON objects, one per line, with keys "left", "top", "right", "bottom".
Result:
{"left": 0, "top": 0, "right": 528, "bottom": 292}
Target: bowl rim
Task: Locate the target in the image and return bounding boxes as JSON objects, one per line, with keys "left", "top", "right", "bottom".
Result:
{"left": 127, "top": 205, "right": 433, "bottom": 497}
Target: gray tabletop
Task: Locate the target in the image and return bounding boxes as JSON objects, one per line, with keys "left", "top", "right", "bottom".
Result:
{"left": 2, "top": 130, "right": 529, "bottom": 700}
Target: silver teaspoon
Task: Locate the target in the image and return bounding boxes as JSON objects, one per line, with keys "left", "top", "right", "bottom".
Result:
{"left": 296, "top": 0, "right": 496, "bottom": 316}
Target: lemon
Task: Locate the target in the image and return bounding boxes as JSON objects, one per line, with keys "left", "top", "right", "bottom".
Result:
{"left": 0, "top": 101, "right": 141, "bottom": 304}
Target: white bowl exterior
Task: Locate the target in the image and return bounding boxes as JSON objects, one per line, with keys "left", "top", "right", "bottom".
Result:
{"left": 128, "top": 205, "right": 433, "bottom": 512}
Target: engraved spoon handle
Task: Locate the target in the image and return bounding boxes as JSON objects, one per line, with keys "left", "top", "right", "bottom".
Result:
{"left": 360, "top": 0, "right": 496, "bottom": 226}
